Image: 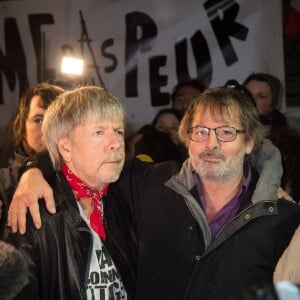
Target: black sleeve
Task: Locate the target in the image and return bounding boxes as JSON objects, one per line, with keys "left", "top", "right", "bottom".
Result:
{"left": 19, "top": 150, "right": 55, "bottom": 182}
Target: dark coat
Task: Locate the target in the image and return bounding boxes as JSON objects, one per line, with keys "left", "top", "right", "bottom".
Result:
{"left": 183, "top": 199, "right": 300, "bottom": 300}
{"left": 7, "top": 171, "right": 137, "bottom": 300}
{"left": 117, "top": 156, "right": 300, "bottom": 300}
{"left": 0, "top": 148, "right": 29, "bottom": 234}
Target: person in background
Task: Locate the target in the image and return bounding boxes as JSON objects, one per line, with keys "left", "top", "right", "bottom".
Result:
{"left": 152, "top": 108, "right": 182, "bottom": 146}
{"left": 243, "top": 73, "right": 287, "bottom": 132}
{"left": 244, "top": 73, "right": 300, "bottom": 201}
{"left": 171, "top": 79, "right": 205, "bottom": 116}
{"left": 0, "top": 117, "right": 16, "bottom": 168}
{"left": 6, "top": 87, "right": 300, "bottom": 300}
{"left": 127, "top": 80, "right": 204, "bottom": 163}
{"left": 126, "top": 108, "right": 184, "bottom": 162}
{"left": 134, "top": 125, "right": 181, "bottom": 163}
{"left": 0, "top": 82, "right": 63, "bottom": 231}
{"left": 6, "top": 86, "right": 135, "bottom": 299}
{"left": 125, "top": 124, "right": 182, "bottom": 163}
{"left": 268, "top": 126, "right": 300, "bottom": 202}
{"left": 274, "top": 224, "right": 300, "bottom": 285}
{"left": 152, "top": 108, "right": 188, "bottom": 162}
{"left": 12, "top": 82, "right": 64, "bottom": 157}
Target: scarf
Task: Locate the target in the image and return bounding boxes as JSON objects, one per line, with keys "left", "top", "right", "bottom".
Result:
{"left": 61, "top": 163, "right": 109, "bottom": 240}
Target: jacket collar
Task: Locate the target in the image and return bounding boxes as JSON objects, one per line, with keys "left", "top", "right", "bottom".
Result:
{"left": 166, "top": 138, "right": 281, "bottom": 205}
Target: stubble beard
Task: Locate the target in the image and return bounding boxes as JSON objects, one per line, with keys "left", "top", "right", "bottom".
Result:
{"left": 191, "top": 149, "right": 245, "bottom": 183}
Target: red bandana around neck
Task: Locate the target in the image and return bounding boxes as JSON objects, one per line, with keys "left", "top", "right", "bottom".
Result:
{"left": 61, "top": 163, "right": 109, "bottom": 240}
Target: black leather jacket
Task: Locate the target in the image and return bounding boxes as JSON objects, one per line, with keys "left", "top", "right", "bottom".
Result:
{"left": 7, "top": 171, "right": 137, "bottom": 300}
{"left": 0, "top": 147, "right": 29, "bottom": 232}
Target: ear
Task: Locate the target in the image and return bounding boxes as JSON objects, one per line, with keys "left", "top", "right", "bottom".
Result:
{"left": 58, "top": 138, "right": 72, "bottom": 162}
{"left": 245, "top": 135, "right": 255, "bottom": 155}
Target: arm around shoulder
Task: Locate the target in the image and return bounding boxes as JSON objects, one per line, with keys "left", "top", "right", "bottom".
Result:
{"left": 8, "top": 164, "right": 56, "bottom": 234}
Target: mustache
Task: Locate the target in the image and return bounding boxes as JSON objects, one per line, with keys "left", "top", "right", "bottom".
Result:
{"left": 198, "top": 149, "right": 226, "bottom": 160}
{"left": 106, "top": 153, "right": 124, "bottom": 162}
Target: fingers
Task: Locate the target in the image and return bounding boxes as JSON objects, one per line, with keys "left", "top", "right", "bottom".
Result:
{"left": 26, "top": 168, "right": 56, "bottom": 214}
{"left": 27, "top": 197, "right": 42, "bottom": 231}
{"left": 8, "top": 192, "right": 43, "bottom": 234}
{"left": 44, "top": 188, "right": 56, "bottom": 215}
{"left": 7, "top": 168, "right": 56, "bottom": 234}
{"left": 277, "top": 187, "right": 294, "bottom": 202}
{"left": 8, "top": 194, "right": 29, "bottom": 234}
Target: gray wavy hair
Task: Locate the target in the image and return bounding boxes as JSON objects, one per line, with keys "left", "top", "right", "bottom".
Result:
{"left": 42, "top": 86, "right": 125, "bottom": 170}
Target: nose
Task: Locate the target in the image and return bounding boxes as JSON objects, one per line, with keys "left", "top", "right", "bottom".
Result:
{"left": 205, "top": 129, "right": 220, "bottom": 149}
{"left": 107, "top": 131, "right": 123, "bottom": 151}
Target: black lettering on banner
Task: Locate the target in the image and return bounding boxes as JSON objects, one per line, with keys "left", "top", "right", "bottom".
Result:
{"left": 175, "top": 37, "right": 192, "bottom": 83}
{"left": 0, "top": 3, "right": 250, "bottom": 110}
{"left": 101, "top": 38, "right": 118, "bottom": 73}
{"left": 190, "top": 30, "right": 212, "bottom": 87}
{"left": 78, "top": 10, "right": 106, "bottom": 88}
{"left": 125, "top": 11, "right": 158, "bottom": 97}
{"left": 204, "top": 0, "right": 248, "bottom": 66}
{"left": 149, "top": 56, "right": 169, "bottom": 106}
{"left": 175, "top": 30, "right": 212, "bottom": 88}
{"left": 28, "top": 14, "right": 55, "bottom": 81}
{"left": 0, "top": 17, "right": 29, "bottom": 103}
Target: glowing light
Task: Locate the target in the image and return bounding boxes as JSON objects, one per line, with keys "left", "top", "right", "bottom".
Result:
{"left": 61, "top": 56, "right": 84, "bottom": 75}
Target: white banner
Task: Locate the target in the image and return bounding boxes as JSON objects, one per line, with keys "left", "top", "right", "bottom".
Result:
{"left": 0, "top": 0, "right": 284, "bottom": 142}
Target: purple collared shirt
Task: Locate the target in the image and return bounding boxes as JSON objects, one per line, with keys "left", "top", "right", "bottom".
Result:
{"left": 193, "top": 165, "right": 252, "bottom": 239}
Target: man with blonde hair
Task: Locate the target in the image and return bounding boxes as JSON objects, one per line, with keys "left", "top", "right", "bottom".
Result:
{"left": 7, "top": 86, "right": 135, "bottom": 299}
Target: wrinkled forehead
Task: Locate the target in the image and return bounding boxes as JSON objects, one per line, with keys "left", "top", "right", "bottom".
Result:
{"left": 193, "top": 102, "right": 241, "bottom": 125}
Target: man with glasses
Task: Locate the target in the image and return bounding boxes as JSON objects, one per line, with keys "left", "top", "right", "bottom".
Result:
{"left": 7, "top": 87, "right": 300, "bottom": 300}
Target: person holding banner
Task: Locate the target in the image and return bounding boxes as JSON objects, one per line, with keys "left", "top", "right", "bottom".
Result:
{"left": 7, "top": 86, "right": 300, "bottom": 300}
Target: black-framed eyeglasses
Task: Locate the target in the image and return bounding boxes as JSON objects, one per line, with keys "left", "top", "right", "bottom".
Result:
{"left": 188, "top": 126, "right": 245, "bottom": 142}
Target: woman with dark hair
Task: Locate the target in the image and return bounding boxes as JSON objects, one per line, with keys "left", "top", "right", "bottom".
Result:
{"left": 134, "top": 125, "right": 181, "bottom": 163}
{"left": 152, "top": 108, "right": 182, "bottom": 145}
{"left": 12, "top": 82, "right": 64, "bottom": 155}
{"left": 0, "top": 82, "right": 64, "bottom": 231}
{"left": 152, "top": 108, "right": 188, "bottom": 162}
{"left": 243, "top": 72, "right": 288, "bottom": 131}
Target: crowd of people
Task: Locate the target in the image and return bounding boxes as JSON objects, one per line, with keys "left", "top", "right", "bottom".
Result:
{"left": 0, "top": 73, "right": 299, "bottom": 299}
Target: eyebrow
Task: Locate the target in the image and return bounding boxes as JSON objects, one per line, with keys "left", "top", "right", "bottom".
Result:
{"left": 29, "top": 113, "right": 44, "bottom": 119}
